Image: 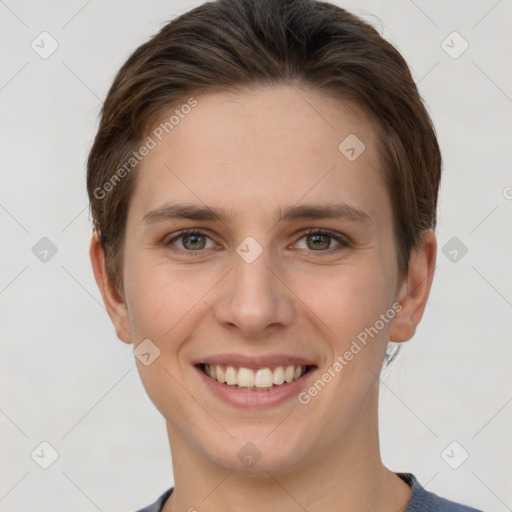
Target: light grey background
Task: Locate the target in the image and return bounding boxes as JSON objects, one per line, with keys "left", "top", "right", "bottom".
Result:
{"left": 1, "top": 1, "right": 511, "bottom": 511}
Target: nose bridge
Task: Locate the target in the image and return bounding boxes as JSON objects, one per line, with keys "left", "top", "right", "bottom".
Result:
{"left": 213, "top": 236, "right": 294, "bottom": 336}
{"left": 234, "top": 242, "right": 275, "bottom": 299}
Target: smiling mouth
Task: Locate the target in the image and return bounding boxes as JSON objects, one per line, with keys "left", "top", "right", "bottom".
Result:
{"left": 198, "top": 363, "right": 314, "bottom": 390}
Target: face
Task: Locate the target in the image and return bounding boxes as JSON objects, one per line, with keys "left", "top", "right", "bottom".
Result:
{"left": 103, "top": 85, "right": 409, "bottom": 474}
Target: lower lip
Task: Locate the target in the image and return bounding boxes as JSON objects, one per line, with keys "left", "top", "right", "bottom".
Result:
{"left": 196, "top": 366, "right": 317, "bottom": 408}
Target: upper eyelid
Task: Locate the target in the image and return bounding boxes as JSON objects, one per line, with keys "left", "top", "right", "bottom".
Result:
{"left": 300, "top": 227, "right": 350, "bottom": 241}
{"left": 165, "top": 228, "right": 217, "bottom": 244}
{"left": 294, "top": 229, "right": 351, "bottom": 249}
{"left": 165, "top": 229, "right": 217, "bottom": 247}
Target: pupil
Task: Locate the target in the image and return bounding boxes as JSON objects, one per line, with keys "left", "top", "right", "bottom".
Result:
{"left": 184, "top": 234, "right": 204, "bottom": 249}
{"left": 309, "top": 234, "right": 329, "bottom": 250}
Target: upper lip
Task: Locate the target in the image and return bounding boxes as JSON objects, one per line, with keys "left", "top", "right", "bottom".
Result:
{"left": 195, "top": 354, "right": 316, "bottom": 370}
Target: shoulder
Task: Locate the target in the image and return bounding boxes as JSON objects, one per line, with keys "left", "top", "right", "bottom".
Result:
{"left": 133, "top": 487, "right": 173, "bottom": 512}
{"left": 131, "top": 477, "right": 484, "bottom": 512}
{"left": 399, "top": 473, "right": 484, "bottom": 512}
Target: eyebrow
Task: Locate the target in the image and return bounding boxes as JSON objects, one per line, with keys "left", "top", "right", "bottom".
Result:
{"left": 141, "top": 202, "right": 372, "bottom": 227}
{"left": 142, "top": 203, "right": 232, "bottom": 225}
{"left": 279, "top": 203, "right": 372, "bottom": 224}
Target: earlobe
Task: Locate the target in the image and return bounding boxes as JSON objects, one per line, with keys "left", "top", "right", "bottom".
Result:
{"left": 89, "top": 233, "right": 133, "bottom": 344}
{"left": 389, "top": 229, "right": 437, "bottom": 343}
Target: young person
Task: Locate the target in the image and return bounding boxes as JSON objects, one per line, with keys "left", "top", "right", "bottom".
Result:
{"left": 87, "top": 1, "right": 482, "bottom": 510}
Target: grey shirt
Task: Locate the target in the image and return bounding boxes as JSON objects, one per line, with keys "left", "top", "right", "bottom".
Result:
{"left": 134, "top": 473, "right": 483, "bottom": 511}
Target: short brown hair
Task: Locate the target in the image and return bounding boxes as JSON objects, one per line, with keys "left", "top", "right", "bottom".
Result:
{"left": 87, "top": 0, "right": 441, "bottom": 297}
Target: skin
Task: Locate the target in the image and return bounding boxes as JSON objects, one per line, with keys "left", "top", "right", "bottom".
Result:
{"left": 90, "top": 85, "right": 436, "bottom": 512}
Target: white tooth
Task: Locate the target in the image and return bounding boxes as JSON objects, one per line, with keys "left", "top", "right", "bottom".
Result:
{"left": 273, "top": 366, "right": 285, "bottom": 385}
{"left": 225, "top": 365, "right": 237, "bottom": 385}
{"left": 255, "top": 368, "right": 273, "bottom": 388}
{"left": 204, "top": 364, "right": 211, "bottom": 377}
{"left": 284, "top": 365, "right": 295, "bottom": 383}
{"left": 237, "top": 367, "right": 255, "bottom": 387}
{"left": 294, "top": 365, "right": 303, "bottom": 380}
{"left": 216, "top": 365, "right": 226, "bottom": 383}
{"left": 209, "top": 364, "right": 217, "bottom": 380}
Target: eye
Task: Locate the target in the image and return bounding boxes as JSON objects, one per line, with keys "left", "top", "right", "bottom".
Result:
{"left": 165, "top": 229, "right": 217, "bottom": 254}
{"left": 164, "top": 228, "right": 351, "bottom": 257}
{"left": 294, "top": 229, "right": 350, "bottom": 253}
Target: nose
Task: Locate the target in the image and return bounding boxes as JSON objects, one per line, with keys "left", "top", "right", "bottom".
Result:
{"left": 213, "top": 243, "right": 295, "bottom": 340}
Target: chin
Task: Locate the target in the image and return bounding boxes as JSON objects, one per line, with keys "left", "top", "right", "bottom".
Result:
{"left": 198, "top": 428, "right": 312, "bottom": 476}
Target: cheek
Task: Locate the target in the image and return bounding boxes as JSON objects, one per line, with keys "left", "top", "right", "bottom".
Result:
{"left": 123, "top": 250, "right": 220, "bottom": 346}
{"left": 127, "top": 272, "right": 191, "bottom": 340}
{"left": 125, "top": 260, "right": 204, "bottom": 408}
{"left": 123, "top": 247, "right": 177, "bottom": 339}
{"left": 289, "top": 256, "right": 395, "bottom": 342}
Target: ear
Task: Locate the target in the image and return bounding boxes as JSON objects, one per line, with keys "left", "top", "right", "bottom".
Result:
{"left": 389, "top": 229, "right": 437, "bottom": 343}
{"left": 89, "top": 232, "right": 133, "bottom": 344}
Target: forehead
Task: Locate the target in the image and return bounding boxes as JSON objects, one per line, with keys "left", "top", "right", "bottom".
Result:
{"left": 129, "top": 85, "right": 388, "bottom": 226}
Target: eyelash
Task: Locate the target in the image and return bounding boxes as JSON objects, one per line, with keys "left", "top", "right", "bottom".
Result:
{"left": 164, "top": 228, "right": 351, "bottom": 257}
